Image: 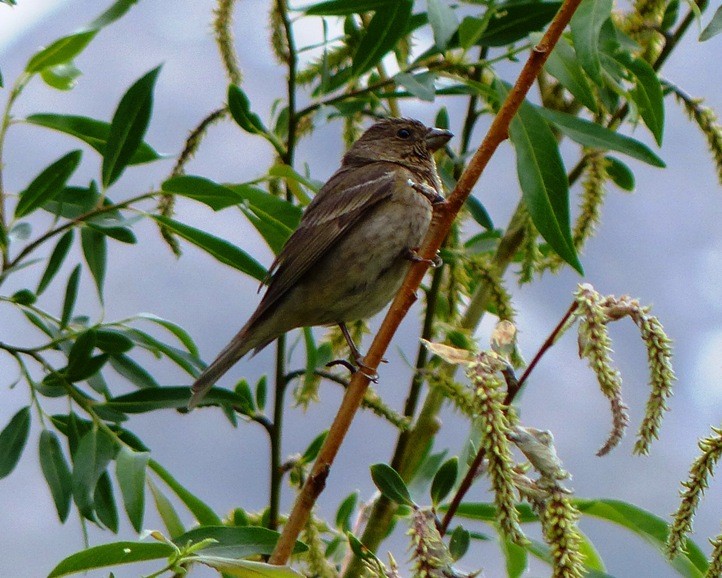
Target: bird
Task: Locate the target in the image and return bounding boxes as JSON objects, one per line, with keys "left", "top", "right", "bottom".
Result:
{"left": 188, "top": 117, "right": 453, "bottom": 409}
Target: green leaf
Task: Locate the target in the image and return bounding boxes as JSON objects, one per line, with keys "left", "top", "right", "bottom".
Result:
{"left": 544, "top": 35, "right": 598, "bottom": 113}
{"left": 240, "top": 204, "right": 293, "bottom": 255}
{"left": 71, "top": 429, "right": 117, "bottom": 521}
{"left": 116, "top": 446, "right": 150, "bottom": 532}
{"left": 126, "top": 328, "right": 203, "bottom": 376}
{"left": 369, "top": 463, "right": 414, "bottom": 506}
{"left": 42, "top": 182, "right": 100, "bottom": 219}
{"left": 15, "top": 150, "right": 82, "bottom": 218}
{"left": 476, "top": 2, "right": 562, "bottom": 47}
{"left": 11, "top": 289, "right": 36, "bottom": 305}
{"left": 148, "top": 478, "right": 185, "bottom": 538}
{"left": 135, "top": 313, "right": 200, "bottom": 357}
{"left": 255, "top": 375, "right": 267, "bottom": 411}
{"left": 47, "top": 541, "right": 173, "bottom": 577}
{"left": 501, "top": 536, "right": 528, "bottom": 577}
{"left": 88, "top": 0, "right": 141, "bottom": 30}
{"left": 464, "top": 195, "right": 493, "bottom": 230}
{"left": 449, "top": 525, "right": 470, "bottom": 561}
{"left": 226, "top": 183, "right": 303, "bottom": 228}
{"left": 26, "top": 30, "right": 98, "bottom": 73}
{"left": 110, "top": 354, "right": 160, "bottom": 388}
{"left": 428, "top": 0, "right": 458, "bottom": 50}
{"left": 447, "top": 501, "right": 538, "bottom": 523}
{"left": 26, "top": 114, "right": 162, "bottom": 164}
{"left": 700, "top": 5, "right": 722, "bottom": 41}
{"left": 39, "top": 430, "right": 73, "bottom": 522}
{"left": 162, "top": 175, "right": 246, "bottom": 210}
{"left": 430, "top": 457, "right": 458, "bottom": 506}
{"left": 228, "top": 84, "right": 268, "bottom": 136}
{"left": 305, "top": 0, "right": 393, "bottom": 15}
{"left": 503, "top": 83, "right": 582, "bottom": 273}
{"left": 335, "top": 492, "right": 358, "bottom": 532}
{"left": 87, "top": 223, "right": 136, "bottom": 244}
{"left": 395, "top": 72, "right": 436, "bottom": 102}
{"left": 152, "top": 215, "right": 267, "bottom": 281}
{"left": 458, "top": 16, "right": 491, "bottom": 50}
{"left": 37, "top": 230, "right": 74, "bottom": 295}
{"left": 352, "top": 0, "right": 412, "bottom": 76}
{"left": 536, "top": 107, "right": 665, "bottom": 167}
{"left": 174, "top": 526, "right": 307, "bottom": 558}
{"left": 301, "top": 430, "right": 328, "bottom": 464}
{"left": 570, "top": 0, "right": 613, "bottom": 86}
{"left": 102, "top": 66, "right": 161, "bottom": 187}
{"left": 267, "top": 163, "right": 319, "bottom": 202}
{"left": 96, "top": 330, "right": 134, "bottom": 354}
{"left": 81, "top": 227, "right": 107, "bottom": 300}
{"left": 101, "top": 387, "right": 246, "bottom": 413}
{"left": 615, "top": 53, "right": 665, "bottom": 145}
{"left": 41, "top": 63, "right": 81, "bottom": 91}
{"left": 194, "top": 556, "right": 304, "bottom": 578}
{"left": 149, "top": 459, "right": 222, "bottom": 525}
{"left": 0, "top": 406, "right": 31, "bottom": 478}
{"left": 605, "top": 156, "right": 635, "bottom": 191}
{"left": 575, "top": 498, "right": 707, "bottom": 576}
{"left": 234, "top": 379, "right": 256, "bottom": 415}
{"left": 94, "top": 471, "right": 119, "bottom": 532}
{"left": 67, "top": 329, "right": 97, "bottom": 378}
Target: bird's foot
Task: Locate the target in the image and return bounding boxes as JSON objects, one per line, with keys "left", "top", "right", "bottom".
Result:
{"left": 406, "top": 179, "right": 445, "bottom": 205}
{"left": 326, "top": 358, "right": 381, "bottom": 383}
{"left": 404, "top": 247, "right": 443, "bottom": 268}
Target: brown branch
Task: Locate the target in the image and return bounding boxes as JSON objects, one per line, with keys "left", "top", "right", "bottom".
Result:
{"left": 268, "top": 0, "right": 584, "bottom": 565}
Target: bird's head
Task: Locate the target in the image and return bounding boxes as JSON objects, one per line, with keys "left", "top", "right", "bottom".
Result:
{"left": 343, "top": 118, "right": 452, "bottom": 169}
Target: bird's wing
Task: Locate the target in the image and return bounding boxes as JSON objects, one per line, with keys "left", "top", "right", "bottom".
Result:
{"left": 252, "top": 162, "right": 404, "bottom": 321}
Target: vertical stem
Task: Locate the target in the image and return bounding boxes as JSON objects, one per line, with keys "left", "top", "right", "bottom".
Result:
{"left": 269, "top": 334, "right": 286, "bottom": 530}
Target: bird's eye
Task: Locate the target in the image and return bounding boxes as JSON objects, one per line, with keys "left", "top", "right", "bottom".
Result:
{"left": 397, "top": 128, "right": 411, "bottom": 139}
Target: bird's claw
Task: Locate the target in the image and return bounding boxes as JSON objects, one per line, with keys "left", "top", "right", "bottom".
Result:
{"left": 407, "top": 179, "right": 445, "bottom": 205}
{"left": 326, "top": 358, "right": 379, "bottom": 383}
{"left": 404, "top": 247, "right": 443, "bottom": 268}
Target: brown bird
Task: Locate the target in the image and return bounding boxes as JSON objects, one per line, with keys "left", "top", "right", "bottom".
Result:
{"left": 189, "top": 118, "right": 452, "bottom": 409}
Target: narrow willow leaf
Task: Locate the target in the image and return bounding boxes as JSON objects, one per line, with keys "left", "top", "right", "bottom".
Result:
{"left": 26, "top": 31, "right": 97, "bottom": 73}
{"left": 71, "top": 429, "right": 117, "bottom": 521}
{"left": 196, "top": 556, "right": 304, "bottom": 577}
{"left": 255, "top": 376, "right": 267, "bottom": 412}
{"left": 88, "top": 0, "right": 141, "bottom": 30}
{"left": 47, "top": 541, "right": 173, "bottom": 577}
{"left": 240, "top": 205, "right": 292, "bottom": 255}
{"left": 700, "top": 5, "right": 722, "bottom": 41}
{"left": 227, "top": 183, "right": 303, "bottom": 228}
{"left": 428, "top": 0, "right": 458, "bottom": 50}
{"left": 135, "top": 313, "right": 200, "bottom": 356}
{"left": 476, "top": 2, "right": 562, "bottom": 47}
{"left": 149, "top": 459, "right": 222, "bottom": 525}
{"left": 87, "top": 224, "right": 136, "bottom": 244}
{"left": 536, "top": 107, "right": 665, "bottom": 167}
{"left": 336, "top": 492, "right": 358, "bottom": 532}
{"left": 80, "top": 226, "right": 107, "bottom": 300}
{"left": 94, "top": 471, "right": 119, "bottom": 532}
{"left": 37, "top": 230, "right": 74, "bottom": 295}
{"left": 544, "top": 35, "right": 598, "bottom": 112}
{"left": 465, "top": 195, "right": 493, "bottom": 229}
{"left": 41, "top": 63, "right": 81, "bottom": 91}
{"left": 67, "top": 329, "right": 97, "bottom": 379}
{"left": 109, "top": 354, "right": 159, "bottom": 388}
{"left": 605, "top": 156, "right": 635, "bottom": 191}
{"left": 43, "top": 182, "right": 100, "bottom": 219}
{"left": 102, "top": 66, "right": 161, "bottom": 187}
{"left": 369, "top": 463, "right": 414, "bottom": 506}
{"left": 449, "top": 526, "right": 470, "bottom": 561}
{"left": 148, "top": 478, "right": 185, "bottom": 538}
{"left": 430, "top": 456, "right": 458, "bottom": 506}
{"left": 615, "top": 53, "right": 665, "bottom": 145}
{"left": 228, "top": 84, "right": 267, "bottom": 135}
{"left": 116, "top": 446, "right": 150, "bottom": 532}
{"left": 39, "top": 430, "right": 73, "bottom": 522}
{"left": 0, "top": 406, "right": 31, "bottom": 478}
{"left": 570, "top": 0, "right": 613, "bottom": 86}
{"left": 15, "top": 150, "right": 82, "bottom": 218}
{"left": 501, "top": 536, "right": 528, "bottom": 578}
{"left": 26, "top": 114, "right": 162, "bottom": 164}
{"left": 175, "top": 526, "right": 307, "bottom": 558}
{"left": 126, "top": 328, "right": 202, "bottom": 376}
{"left": 305, "top": 0, "right": 392, "bottom": 15}
{"left": 161, "top": 175, "right": 245, "bottom": 210}
{"left": 502, "top": 84, "right": 582, "bottom": 273}
{"left": 61, "top": 265, "right": 81, "bottom": 328}
{"left": 395, "top": 72, "right": 436, "bottom": 102}
{"left": 152, "top": 215, "right": 266, "bottom": 281}
{"left": 352, "top": 0, "right": 413, "bottom": 76}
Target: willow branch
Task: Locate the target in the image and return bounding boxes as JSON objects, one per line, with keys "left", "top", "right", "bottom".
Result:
{"left": 268, "top": 0, "right": 584, "bottom": 565}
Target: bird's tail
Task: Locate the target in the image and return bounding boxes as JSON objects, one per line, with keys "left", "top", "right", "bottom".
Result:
{"left": 188, "top": 325, "right": 265, "bottom": 409}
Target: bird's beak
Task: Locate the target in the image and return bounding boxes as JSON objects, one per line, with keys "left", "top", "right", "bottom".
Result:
{"left": 425, "top": 127, "right": 453, "bottom": 151}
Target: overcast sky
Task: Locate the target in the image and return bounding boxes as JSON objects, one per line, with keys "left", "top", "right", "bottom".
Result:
{"left": 1, "top": 1, "right": 722, "bottom": 577}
